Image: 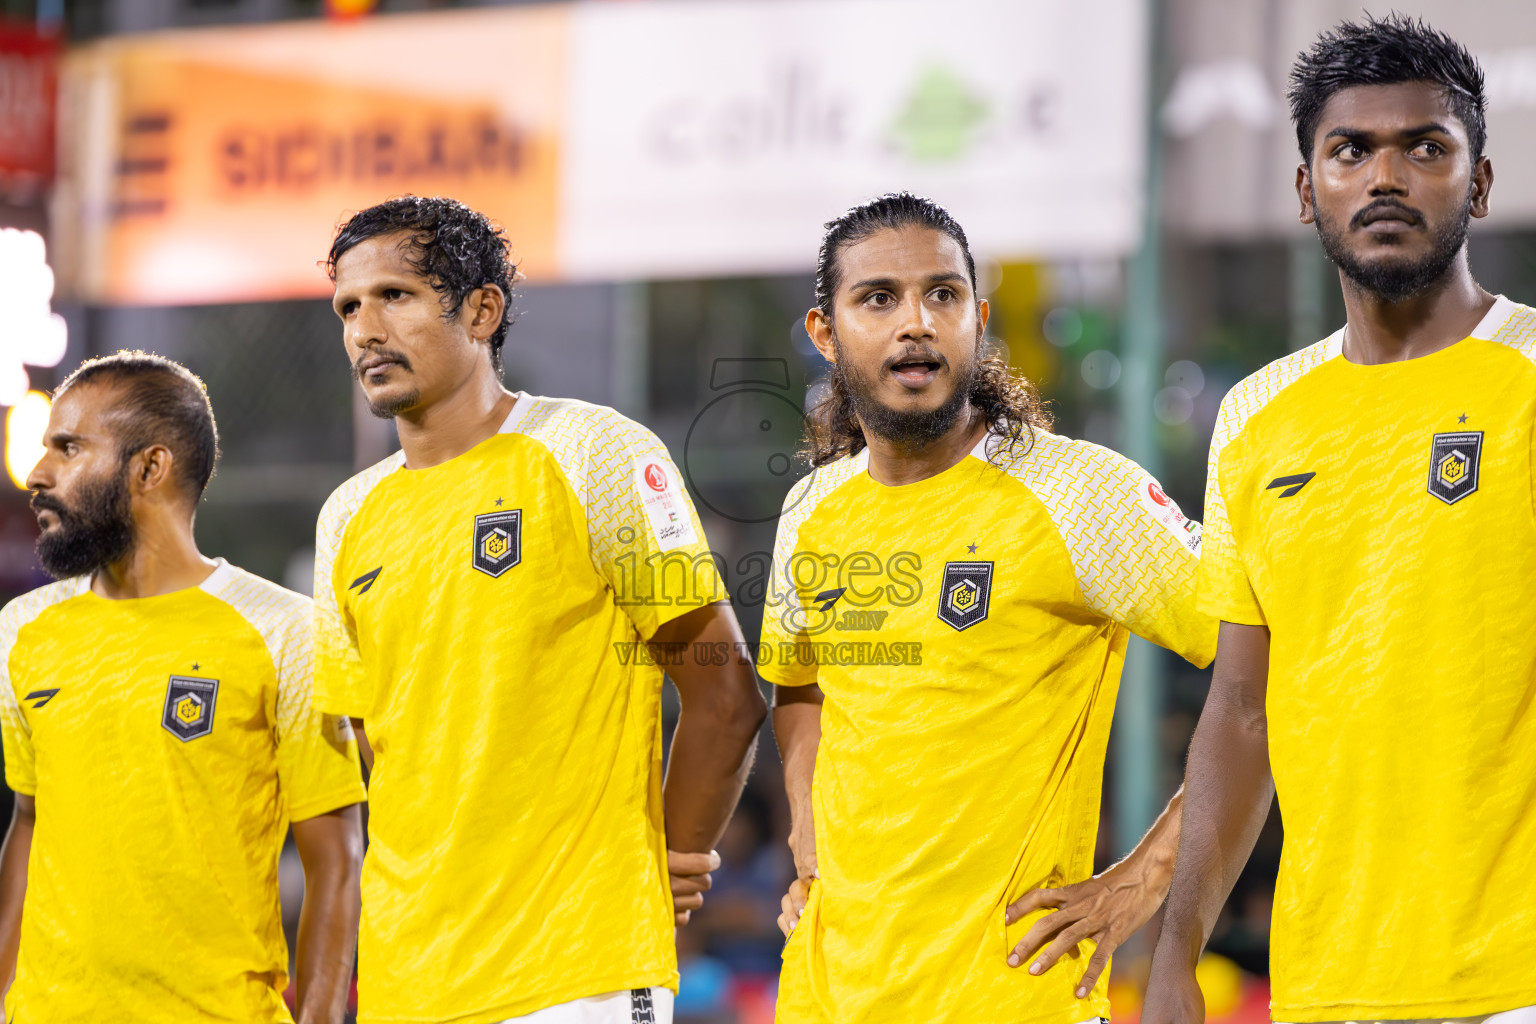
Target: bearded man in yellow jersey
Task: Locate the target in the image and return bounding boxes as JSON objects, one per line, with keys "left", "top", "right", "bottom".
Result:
{"left": 760, "top": 193, "right": 1217, "bottom": 1023}
{"left": 0, "top": 352, "right": 365, "bottom": 1022}
{"left": 315, "top": 196, "right": 767, "bottom": 1024}
{"left": 1144, "top": 15, "right": 1536, "bottom": 1024}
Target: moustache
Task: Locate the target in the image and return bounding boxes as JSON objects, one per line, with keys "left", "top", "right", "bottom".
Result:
{"left": 30, "top": 493, "right": 68, "bottom": 519}
{"left": 884, "top": 347, "right": 949, "bottom": 371}
{"left": 1350, "top": 199, "right": 1424, "bottom": 230}
{"left": 352, "top": 349, "right": 414, "bottom": 381}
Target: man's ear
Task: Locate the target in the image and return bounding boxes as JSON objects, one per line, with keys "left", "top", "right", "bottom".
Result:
{"left": 806, "top": 308, "right": 837, "bottom": 364}
{"left": 464, "top": 285, "right": 507, "bottom": 342}
{"left": 129, "top": 444, "right": 176, "bottom": 496}
{"left": 1296, "top": 162, "right": 1316, "bottom": 225}
{"left": 1470, "top": 155, "right": 1494, "bottom": 219}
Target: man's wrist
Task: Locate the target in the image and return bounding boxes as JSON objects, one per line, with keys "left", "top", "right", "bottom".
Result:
{"left": 1119, "top": 840, "right": 1176, "bottom": 891}
{"left": 1153, "top": 917, "right": 1206, "bottom": 969}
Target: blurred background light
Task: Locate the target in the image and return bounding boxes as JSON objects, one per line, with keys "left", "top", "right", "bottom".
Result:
{"left": 1042, "top": 307, "right": 1085, "bottom": 348}
{"left": 1081, "top": 349, "right": 1122, "bottom": 390}
{"left": 0, "top": 229, "right": 67, "bottom": 407}
{"left": 1154, "top": 385, "right": 1195, "bottom": 425}
{"left": 1165, "top": 360, "right": 1206, "bottom": 396}
{"left": 5, "top": 391, "right": 51, "bottom": 490}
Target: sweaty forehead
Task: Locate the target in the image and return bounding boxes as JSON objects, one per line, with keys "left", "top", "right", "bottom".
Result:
{"left": 1314, "top": 80, "right": 1468, "bottom": 141}
{"left": 836, "top": 226, "right": 969, "bottom": 288}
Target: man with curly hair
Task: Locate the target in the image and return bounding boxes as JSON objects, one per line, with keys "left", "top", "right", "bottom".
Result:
{"left": 315, "top": 196, "right": 766, "bottom": 1024}
{"left": 1145, "top": 15, "right": 1536, "bottom": 1024}
{"left": 761, "top": 192, "right": 1216, "bottom": 1023}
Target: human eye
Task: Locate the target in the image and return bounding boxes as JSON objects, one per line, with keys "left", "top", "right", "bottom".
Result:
{"left": 864, "top": 291, "right": 893, "bottom": 308}
{"left": 931, "top": 286, "right": 956, "bottom": 303}
{"left": 1409, "top": 140, "right": 1444, "bottom": 158}
{"left": 1333, "top": 141, "right": 1366, "bottom": 162}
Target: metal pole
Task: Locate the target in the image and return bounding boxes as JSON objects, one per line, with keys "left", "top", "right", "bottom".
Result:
{"left": 1289, "top": 235, "right": 1328, "bottom": 352}
{"left": 1114, "top": 0, "right": 1167, "bottom": 858}
{"left": 611, "top": 282, "right": 650, "bottom": 419}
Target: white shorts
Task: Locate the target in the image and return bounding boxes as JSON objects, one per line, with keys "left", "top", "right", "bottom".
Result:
{"left": 1278, "top": 1003, "right": 1536, "bottom": 1024}
{"left": 493, "top": 987, "right": 674, "bottom": 1024}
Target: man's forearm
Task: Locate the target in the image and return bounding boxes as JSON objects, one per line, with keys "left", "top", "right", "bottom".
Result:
{"left": 0, "top": 796, "right": 34, "bottom": 997}
{"left": 663, "top": 691, "right": 762, "bottom": 851}
{"left": 292, "top": 807, "right": 364, "bottom": 1024}
{"left": 773, "top": 687, "right": 822, "bottom": 877}
{"left": 1154, "top": 676, "right": 1273, "bottom": 963}
{"left": 1120, "top": 786, "right": 1183, "bottom": 894}
{"left": 657, "top": 604, "right": 768, "bottom": 853}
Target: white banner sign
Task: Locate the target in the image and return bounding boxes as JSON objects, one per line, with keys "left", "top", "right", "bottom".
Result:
{"left": 559, "top": 0, "right": 1147, "bottom": 280}
{"left": 54, "top": 0, "right": 1148, "bottom": 302}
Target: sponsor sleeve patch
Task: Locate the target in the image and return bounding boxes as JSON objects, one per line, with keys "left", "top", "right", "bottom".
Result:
{"left": 1138, "top": 478, "right": 1203, "bottom": 553}
{"left": 635, "top": 459, "right": 699, "bottom": 552}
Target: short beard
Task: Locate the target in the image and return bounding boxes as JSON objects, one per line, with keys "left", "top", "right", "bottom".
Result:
{"left": 33, "top": 465, "right": 135, "bottom": 580}
{"left": 353, "top": 350, "right": 419, "bottom": 419}
{"left": 831, "top": 330, "right": 978, "bottom": 453}
{"left": 362, "top": 388, "right": 421, "bottom": 419}
{"left": 1316, "top": 194, "right": 1472, "bottom": 304}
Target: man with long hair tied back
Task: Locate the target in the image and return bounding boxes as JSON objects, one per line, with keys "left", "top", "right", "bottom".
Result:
{"left": 762, "top": 193, "right": 1217, "bottom": 1023}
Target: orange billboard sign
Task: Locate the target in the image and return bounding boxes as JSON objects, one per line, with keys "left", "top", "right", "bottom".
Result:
{"left": 53, "top": 7, "right": 565, "bottom": 304}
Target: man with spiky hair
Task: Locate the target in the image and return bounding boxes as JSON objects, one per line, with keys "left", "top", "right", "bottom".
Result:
{"left": 1144, "top": 15, "right": 1536, "bottom": 1024}
{"left": 0, "top": 351, "right": 365, "bottom": 1023}
{"left": 762, "top": 192, "right": 1216, "bottom": 1022}
{"left": 316, "top": 196, "right": 766, "bottom": 1024}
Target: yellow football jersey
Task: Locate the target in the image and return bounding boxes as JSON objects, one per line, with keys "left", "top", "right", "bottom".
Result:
{"left": 312, "top": 393, "right": 724, "bottom": 1024}
{"left": 759, "top": 430, "right": 1215, "bottom": 1024}
{"left": 0, "top": 560, "right": 364, "bottom": 1023}
{"left": 1201, "top": 296, "right": 1536, "bottom": 1022}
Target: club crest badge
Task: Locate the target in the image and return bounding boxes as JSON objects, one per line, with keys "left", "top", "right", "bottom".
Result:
{"left": 163, "top": 676, "right": 218, "bottom": 742}
{"left": 937, "top": 561, "right": 994, "bottom": 632}
{"left": 472, "top": 509, "right": 523, "bottom": 577}
{"left": 1427, "top": 431, "right": 1482, "bottom": 505}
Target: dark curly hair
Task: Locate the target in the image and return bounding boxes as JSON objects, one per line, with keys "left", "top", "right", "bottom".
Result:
{"left": 803, "top": 193, "right": 1051, "bottom": 468}
{"left": 57, "top": 350, "right": 220, "bottom": 501}
{"left": 1289, "top": 13, "right": 1486, "bottom": 165}
{"left": 326, "top": 196, "right": 519, "bottom": 376}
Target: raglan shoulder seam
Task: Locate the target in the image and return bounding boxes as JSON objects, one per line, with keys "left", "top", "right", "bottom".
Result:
{"left": 507, "top": 394, "right": 692, "bottom": 589}
{"left": 1211, "top": 333, "right": 1342, "bottom": 456}
{"left": 507, "top": 393, "right": 665, "bottom": 517}
{"left": 203, "top": 567, "right": 312, "bottom": 738}
{"left": 0, "top": 578, "right": 93, "bottom": 718}
{"left": 1484, "top": 301, "right": 1536, "bottom": 365}
{"left": 990, "top": 430, "right": 1201, "bottom": 615}
{"left": 772, "top": 450, "right": 869, "bottom": 565}
{"left": 315, "top": 452, "right": 407, "bottom": 592}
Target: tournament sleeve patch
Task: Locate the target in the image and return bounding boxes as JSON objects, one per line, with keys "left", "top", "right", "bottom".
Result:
{"left": 1138, "top": 477, "right": 1203, "bottom": 553}
{"left": 634, "top": 459, "right": 699, "bottom": 552}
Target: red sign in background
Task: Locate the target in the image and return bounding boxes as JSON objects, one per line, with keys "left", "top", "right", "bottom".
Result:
{"left": 0, "top": 23, "right": 60, "bottom": 196}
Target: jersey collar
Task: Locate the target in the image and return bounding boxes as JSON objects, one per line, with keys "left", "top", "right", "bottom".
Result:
{"left": 497, "top": 391, "right": 532, "bottom": 434}
{"left": 1470, "top": 294, "right": 1516, "bottom": 340}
